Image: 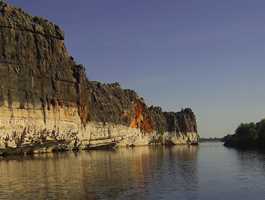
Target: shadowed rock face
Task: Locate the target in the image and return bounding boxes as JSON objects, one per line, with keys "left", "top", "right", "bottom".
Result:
{"left": 0, "top": 3, "right": 199, "bottom": 152}
{"left": 87, "top": 81, "right": 155, "bottom": 132}
{"left": 0, "top": 2, "right": 79, "bottom": 116}
{"left": 86, "top": 81, "right": 197, "bottom": 136}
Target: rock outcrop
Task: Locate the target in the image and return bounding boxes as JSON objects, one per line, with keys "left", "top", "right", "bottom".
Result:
{"left": 0, "top": 3, "right": 199, "bottom": 155}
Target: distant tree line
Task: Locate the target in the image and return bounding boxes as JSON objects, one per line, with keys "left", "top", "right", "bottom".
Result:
{"left": 199, "top": 137, "right": 223, "bottom": 142}
{"left": 224, "top": 119, "right": 265, "bottom": 149}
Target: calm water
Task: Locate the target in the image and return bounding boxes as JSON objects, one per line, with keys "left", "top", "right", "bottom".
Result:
{"left": 0, "top": 143, "right": 265, "bottom": 200}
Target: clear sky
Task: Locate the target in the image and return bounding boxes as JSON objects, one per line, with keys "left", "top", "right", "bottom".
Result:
{"left": 9, "top": 0, "right": 265, "bottom": 137}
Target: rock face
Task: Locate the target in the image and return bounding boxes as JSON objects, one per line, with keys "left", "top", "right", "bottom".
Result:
{"left": 0, "top": 3, "right": 199, "bottom": 154}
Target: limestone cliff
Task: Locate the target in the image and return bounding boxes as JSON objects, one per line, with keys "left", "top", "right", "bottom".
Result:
{"left": 0, "top": 3, "right": 199, "bottom": 154}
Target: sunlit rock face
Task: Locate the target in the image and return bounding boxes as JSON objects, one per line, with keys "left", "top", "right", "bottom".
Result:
{"left": 149, "top": 107, "right": 199, "bottom": 145}
{"left": 0, "top": 3, "right": 199, "bottom": 153}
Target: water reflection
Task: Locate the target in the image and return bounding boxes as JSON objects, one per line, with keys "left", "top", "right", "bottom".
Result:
{"left": 0, "top": 146, "right": 199, "bottom": 200}
{"left": 232, "top": 149, "right": 265, "bottom": 196}
{"left": 234, "top": 149, "right": 265, "bottom": 170}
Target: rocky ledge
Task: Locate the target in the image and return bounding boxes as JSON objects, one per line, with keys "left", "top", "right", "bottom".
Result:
{"left": 0, "top": 3, "right": 199, "bottom": 155}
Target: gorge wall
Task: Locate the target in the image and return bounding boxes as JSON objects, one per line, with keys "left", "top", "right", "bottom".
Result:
{"left": 0, "top": 3, "right": 199, "bottom": 153}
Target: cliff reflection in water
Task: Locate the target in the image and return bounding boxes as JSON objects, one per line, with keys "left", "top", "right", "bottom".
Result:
{"left": 0, "top": 146, "right": 198, "bottom": 200}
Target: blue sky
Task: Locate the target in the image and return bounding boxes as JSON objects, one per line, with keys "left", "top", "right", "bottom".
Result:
{"left": 9, "top": 0, "right": 265, "bottom": 137}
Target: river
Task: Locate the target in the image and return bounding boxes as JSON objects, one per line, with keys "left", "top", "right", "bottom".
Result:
{"left": 0, "top": 143, "right": 265, "bottom": 200}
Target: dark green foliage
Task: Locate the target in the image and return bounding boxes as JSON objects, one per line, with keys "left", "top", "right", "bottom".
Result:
{"left": 256, "top": 119, "right": 265, "bottom": 147}
{"left": 224, "top": 119, "right": 265, "bottom": 149}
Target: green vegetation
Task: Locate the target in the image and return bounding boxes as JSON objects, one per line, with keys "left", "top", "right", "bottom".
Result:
{"left": 224, "top": 119, "right": 265, "bottom": 148}
{"left": 199, "top": 137, "right": 223, "bottom": 142}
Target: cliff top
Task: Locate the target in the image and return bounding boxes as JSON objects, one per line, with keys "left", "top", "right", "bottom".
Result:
{"left": 0, "top": 2, "right": 64, "bottom": 39}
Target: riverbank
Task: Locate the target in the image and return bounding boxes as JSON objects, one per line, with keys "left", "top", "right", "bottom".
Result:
{"left": 223, "top": 119, "right": 265, "bottom": 149}
{"left": 0, "top": 133, "right": 199, "bottom": 157}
